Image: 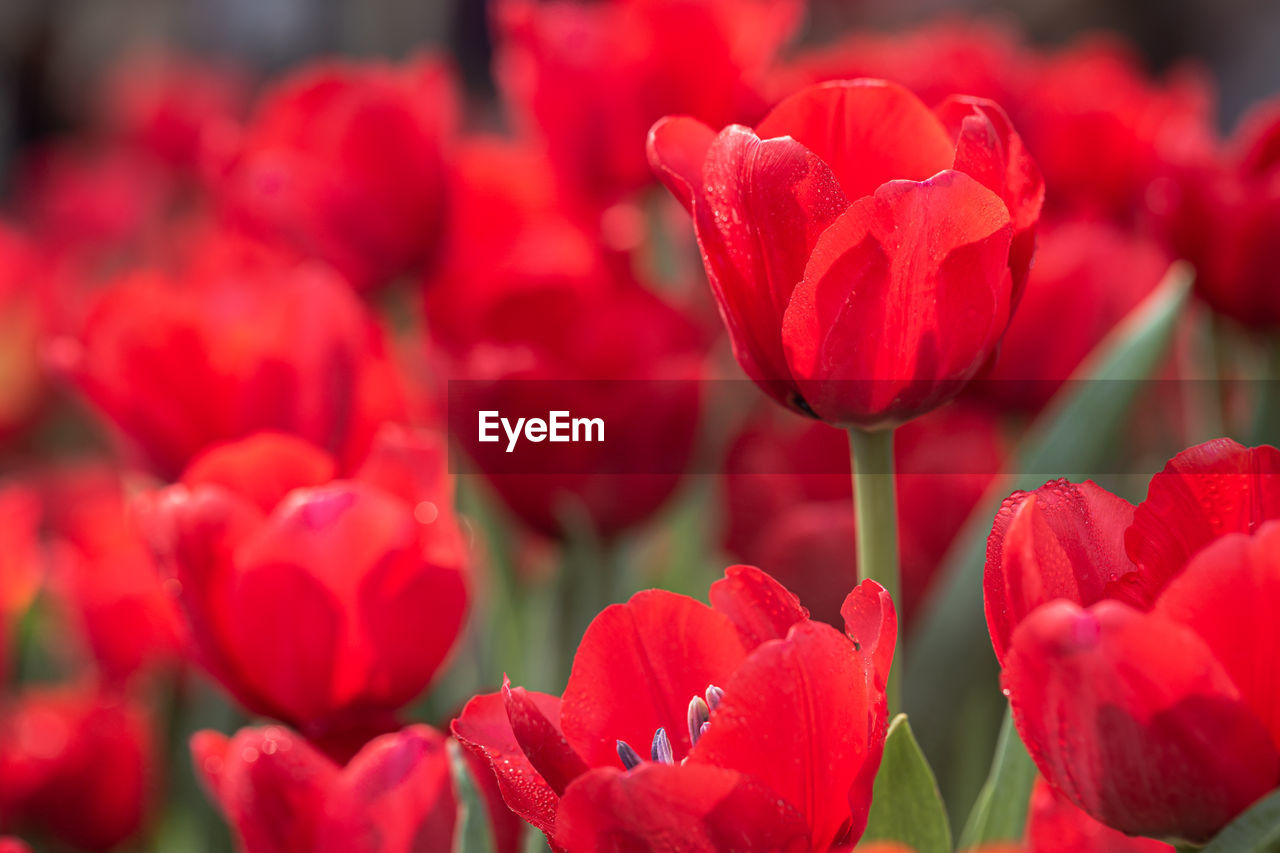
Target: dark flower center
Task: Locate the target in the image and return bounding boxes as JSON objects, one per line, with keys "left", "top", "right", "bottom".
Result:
{"left": 616, "top": 684, "right": 723, "bottom": 770}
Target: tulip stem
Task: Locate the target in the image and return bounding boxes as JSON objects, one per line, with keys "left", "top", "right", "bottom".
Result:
{"left": 849, "top": 426, "right": 901, "bottom": 709}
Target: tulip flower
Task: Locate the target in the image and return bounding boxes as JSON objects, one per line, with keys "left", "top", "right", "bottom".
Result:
{"left": 986, "top": 438, "right": 1280, "bottom": 842}
{"left": 454, "top": 565, "right": 894, "bottom": 851}
{"left": 141, "top": 426, "right": 468, "bottom": 754}
{"left": 1025, "top": 778, "right": 1172, "bottom": 853}
{"left": 0, "top": 687, "right": 154, "bottom": 851}
{"left": 494, "top": 0, "right": 802, "bottom": 205}
{"left": 191, "top": 724, "right": 459, "bottom": 853}
{"left": 1159, "top": 96, "right": 1280, "bottom": 327}
{"left": 649, "top": 78, "right": 1042, "bottom": 428}
{"left": 62, "top": 240, "right": 404, "bottom": 478}
{"left": 217, "top": 56, "right": 456, "bottom": 292}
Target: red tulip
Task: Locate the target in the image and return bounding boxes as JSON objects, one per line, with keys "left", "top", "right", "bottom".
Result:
{"left": 62, "top": 241, "right": 404, "bottom": 478}
{"left": 0, "top": 687, "right": 154, "bottom": 850}
{"left": 454, "top": 566, "right": 894, "bottom": 851}
{"left": 986, "top": 438, "right": 1280, "bottom": 841}
{"left": 493, "top": 0, "right": 802, "bottom": 205}
{"left": 1159, "top": 96, "right": 1280, "bottom": 327}
{"left": 0, "top": 838, "right": 32, "bottom": 853}
{"left": 40, "top": 463, "right": 182, "bottom": 682}
{"left": 649, "top": 79, "right": 1043, "bottom": 427}
{"left": 723, "top": 404, "right": 1004, "bottom": 623}
{"left": 191, "top": 724, "right": 458, "bottom": 853}
{"left": 141, "top": 426, "right": 468, "bottom": 752}
{"left": 218, "top": 56, "right": 456, "bottom": 291}
{"left": 975, "top": 219, "right": 1170, "bottom": 412}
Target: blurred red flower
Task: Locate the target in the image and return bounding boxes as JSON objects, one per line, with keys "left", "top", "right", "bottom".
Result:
{"left": 974, "top": 218, "right": 1171, "bottom": 412}
{"left": 62, "top": 240, "right": 405, "bottom": 478}
{"left": 218, "top": 57, "right": 456, "bottom": 292}
{"left": 99, "top": 49, "right": 249, "bottom": 174}
{"left": 141, "top": 427, "right": 468, "bottom": 755}
{"left": 493, "top": 0, "right": 802, "bottom": 206}
{"left": 454, "top": 565, "right": 894, "bottom": 851}
{"left": 0, "top": 687, "right": 154, "bottom": 851}
{"left": 649, "top": 79, "right": 1042, "bottom": 427}
{"left": 985, "top": 438, "right": 1280, "bottom": 842}
{"left": 723, "top": 404, "right": 1005, "bottom": 623}
{"left": 191, "top": 724, "right": 459, "bottom": 853}
{"left": 1159, "top": 96, "right": 1280, "bottom": 327}
{"left": 40, "top": 463, "right": 182, "bottom": 683}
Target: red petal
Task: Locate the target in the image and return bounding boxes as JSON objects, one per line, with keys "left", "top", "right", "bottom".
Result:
{"left": 708, "top": 564, "right": 809, "bottom": 648}
{"left": 936, "top": 96, "right": 1044, "bottom": 298}
{"left": 554, "top": 764, "right": 810, "bottom": 852}
{"left": 840, "top": 579, "right": 898, "bottom": 691}
{"left": 689, "top": 621, "right": 885, "bottom": 850}
{"left": 1004, "top": 599, "right": 1279, "bottom": 843}
{"left": 756, "top": 79, "right": 956, "bottom": 202}
{"left": 1126, "top": 439, "right": 1280, "bottom": 599}
{"left": 319, "top": 725, "right": 456, "bottom": 853}
{"left": 504, "top": 677, "right": 590, "bottom": 795}
{"left": 984, "top": 480, "right": 1135, "bottom": 665}
{"left": 647, "top": 116, "right": 716, "bottom": 213}
{"left": 182, "top": 432, "right": 337, "bottom": 515}
{"left": 191, "top": 726, "right": 338, "bottom": 853}
{"left": 782, "top": 170, "right": 1012, "bottom": 426}
{"left": 1155, "top": 522, "right": 1280, "bottom": 748}
{"left": 1027, "top": 776, "right": 1173, "bottom": 853}
{"left": 689, "top": 125, "right": 849, "bottom": 407}
{"left": 451, "top": 691, "right": 560, "bottom": 838}
{"left": 560, "top": 590, "right": 749, "bottom": 769}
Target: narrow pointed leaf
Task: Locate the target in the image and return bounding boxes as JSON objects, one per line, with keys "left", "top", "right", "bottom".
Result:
{"left": 957, "top": 706, "right": 1037, "bottom": 849}
{"left": 863, "top": 714, "right": 952, "bottom": 853}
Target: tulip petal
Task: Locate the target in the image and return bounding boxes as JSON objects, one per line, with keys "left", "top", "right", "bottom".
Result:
{"left": 560, "top": 590, "right": 749, "bottom": 769}
{"left": 1026, "top": 776, "right": 1172, "bottom": 853}
{"left": 756, "top": 79, "right": 956, "bottom": 202}
{"left": 783, "top": 170, "right": 1012, "bottom": 426}
{"left": 689, "top": 125, "right": 849, "bottom": 406}
{"left": 319, "top": 725, "right": 456, "bottom": 853}
{"left": 840, "top": 579, "right": 898, "bottom": 691}
{"left": 452, "top": 691, "right": 561, "bottom": 837}
{"left": 1156, "top": 522, "right": 1280, "bottom": 748}
{"left": 554, "top": 764, "right": 810, "bottom": 853}
{"left": 191, "top": 726, "right": 338, "bottom": 853}
{"left": 984, "top": 480, "right": 1136, "bottom": 664}
{"left": 182, "top": 433, "right": 337, "bottom": 515}
{"left": 1004, "top": 599, "right": 1279, "bottom": 843}
{"left": 936, "top": 96, "right": 1044, "bottom": 297}
{"left": 647, "top": 116, "right": 716, "bottom": 213}
{"left": 708, "top": 564, "right": 809, "bottom": 648}
{"left": 1125, "top": 439, "right": 1280, "bottom": 600}
{"left": 690, "top": 621, "right": 885, "bottom": 850}
{"left": 504, "top": 677, "right": 590, "bottom": 796}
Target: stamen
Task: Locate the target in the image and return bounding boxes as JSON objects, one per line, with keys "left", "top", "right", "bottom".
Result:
{"left": 687, "top": 696, "right": 710, "bottom": 746}
{"left": 705, "top": 685, "right": 724, "bottom": 711}
{"left": 617, "top": 739, "right": 642, "bottom": 770}
{"left": 651, "top": 727, "right": 674, "bottom": 764}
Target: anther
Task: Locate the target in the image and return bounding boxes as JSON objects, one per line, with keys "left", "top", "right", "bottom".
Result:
{"left": 617, "top": 739, "right": 642, "bottom": 770}
{"left": 705, "top": 685, "right": 724, "bottom": 711}
{"left": 687, "top": 696, "right": 710, "bottom": 746}
{"left": 651, "top": 727, "right": 674, "bottom": 764}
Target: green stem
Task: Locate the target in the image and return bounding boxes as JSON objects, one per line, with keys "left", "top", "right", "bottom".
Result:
{"left": 848, "top": 426, "right": 901, "bottom": 710}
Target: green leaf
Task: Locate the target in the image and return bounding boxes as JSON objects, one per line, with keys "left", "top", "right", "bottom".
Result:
{"left": 863, "top": 714, "right": 953, "bottom": 853}
{"left": 957, "top": 707, "right": 1037, "bottom": 849}
{"left": 905, "top": 262, "right": 1194, "bottom": 824}
{"left": 1201, "top": 788, "right": 1280, "bottom": 852}
{"left": 449, "top": 739, "right": 495, "bottom": 853}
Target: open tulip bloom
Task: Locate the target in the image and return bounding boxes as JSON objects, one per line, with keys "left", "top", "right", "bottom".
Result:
{"left": 986, "top": 438, "right": 1280, "bottom": 844}
{"left": 453, "top": 565, "right": 896, "bottom": 852}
